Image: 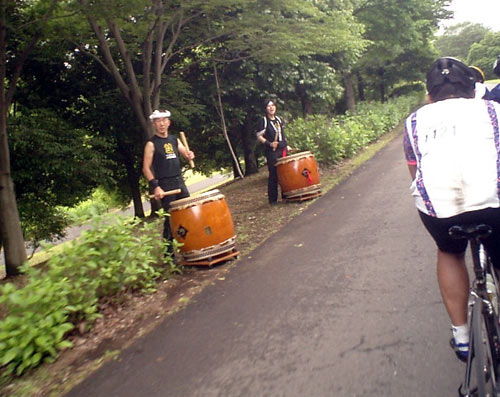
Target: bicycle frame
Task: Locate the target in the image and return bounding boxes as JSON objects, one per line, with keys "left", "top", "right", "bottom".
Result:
{"left": 453, "top": 225, "right": 500, "bottom": 397}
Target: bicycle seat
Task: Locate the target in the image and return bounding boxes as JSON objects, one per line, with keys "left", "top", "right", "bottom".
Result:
{"left": 448, "top": 224, "right": 493, "bottom": 240}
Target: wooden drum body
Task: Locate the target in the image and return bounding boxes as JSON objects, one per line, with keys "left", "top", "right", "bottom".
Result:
{"left": 275, "top": 151, "right": 321, "bottom": 199}
{"left": 169, "top": 189, "right": 236, "bottom": 262}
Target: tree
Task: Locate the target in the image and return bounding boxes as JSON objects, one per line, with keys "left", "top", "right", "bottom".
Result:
{"left": 467, "top": 31, "right": 500, "bottom": 80}
{"left": 0, "top": 0, "right": 60, "bottom": 276}
{"left": 58, "top": 0, "right": 366, "bottom": 204}
{"left": 353, "top": 0, "right": 451, "bottom": 101}
{"left": 9, "top": 106, "right": 112, "bottom": 251}
{"left": 178, "top": 1, "right": 365, "bottom": 174}
{"left": 435, "top": 22, "right": 489, "bottom": 61}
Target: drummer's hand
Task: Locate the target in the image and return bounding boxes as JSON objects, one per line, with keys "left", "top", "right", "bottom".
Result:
{"left": 154, "top": 186, "right": 165, "bottom": 201}
{"left": 270, "top": 141, "right": 278, "bottom": 151}
{"left": 186, "top": 151, "right": 195, "bottom": 161}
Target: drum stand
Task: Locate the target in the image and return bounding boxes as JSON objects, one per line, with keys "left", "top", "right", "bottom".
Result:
{"left": 283, "top": 190, "right": 322, "bottom": 203}
{"left": 177, "top": 247, "right": 240, "bottom": 267}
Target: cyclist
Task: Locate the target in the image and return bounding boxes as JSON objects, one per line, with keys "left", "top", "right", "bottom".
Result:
{"left": 490, "top": 55, "right": 500, "bottom": 103}
{"left": 469, "top": 65, "right": 491, "bottom": 99}
{"left": 403, "top": 57, "right": 500, "bottom": 362}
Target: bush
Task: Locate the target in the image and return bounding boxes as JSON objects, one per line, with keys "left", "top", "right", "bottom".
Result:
{"left": 0, "top": 212, "right": 176, "bottom": 376}
{"left": 286, "top": 94, "right": 423, "bottom": 165}
{"left": 63, "top": 186, "right": 128, "bottom": 226}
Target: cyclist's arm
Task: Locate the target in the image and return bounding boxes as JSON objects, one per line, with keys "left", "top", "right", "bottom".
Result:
{"left": 408, "top": 164, "right": 416, "bottom": 180}
{"left": 403, "top": 124, "right": 417, "bottom": 179}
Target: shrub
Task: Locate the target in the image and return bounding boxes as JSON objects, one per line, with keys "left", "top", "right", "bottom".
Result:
{"left": 286, "top": 94, "right": 423, "bottom": 165}
{"left": 0, "top": 212, "right": 176, "bottom": 376}
{"left": 63, "top": 186, "right": 128, "bottom": 226}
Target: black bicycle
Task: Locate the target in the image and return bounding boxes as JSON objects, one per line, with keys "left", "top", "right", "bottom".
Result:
{"left": 449, "top": 224, "right": 500, "bottom": 397}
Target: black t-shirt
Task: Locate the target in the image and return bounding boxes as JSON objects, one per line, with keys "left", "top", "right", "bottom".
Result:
{"left": 151, "top": 134, "right": 181, "bottom": 179}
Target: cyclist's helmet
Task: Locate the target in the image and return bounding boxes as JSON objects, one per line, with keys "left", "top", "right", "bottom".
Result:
{"left": 469, "top": 65, "right": 485, "bottom": 83}
{"left": 493, "top": 56, "right": 500, "bottom": 77}
{"left": 426, "top": 57, "right": 475, "bottom": 97}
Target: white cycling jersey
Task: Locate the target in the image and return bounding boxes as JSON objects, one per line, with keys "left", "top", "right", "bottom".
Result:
{"left": 404, "top": 97, "right": 500, "bottom": 218}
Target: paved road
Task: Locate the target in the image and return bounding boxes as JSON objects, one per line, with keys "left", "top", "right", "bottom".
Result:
{"left": 67, "top": 135, "right": 464, "bottom": 396}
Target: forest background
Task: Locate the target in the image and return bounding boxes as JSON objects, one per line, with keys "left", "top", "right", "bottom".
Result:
{"left": 2, "top": 0, "right": 500, "bottom": 391}
{"left": 3, "top": 0, "right": 500, "bottom": 276}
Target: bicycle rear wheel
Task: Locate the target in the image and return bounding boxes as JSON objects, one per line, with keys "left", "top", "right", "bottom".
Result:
{"left": 470, "top": 297, "right": 500, "bottom": 396}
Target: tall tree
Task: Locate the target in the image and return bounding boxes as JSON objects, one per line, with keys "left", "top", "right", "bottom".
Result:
{"left": 9, "top": 107, "right": 112, "bottom": 251}
{"left": 181, "top": 1, "right": 365, "bottom": 174}
{"left": 435, "top": 22, "right": 489, "bottom": 61}
{"left": 467, "top": 31, "right": 500, "bottom": 80}
{"left": 0, "top": 0, "right": 60, "bottom": 276}
{"left": 61, "top": 0, "right": 365, "bottom": 206}
{"left": 353, "top": 0, "right": 451, "bottom": 101}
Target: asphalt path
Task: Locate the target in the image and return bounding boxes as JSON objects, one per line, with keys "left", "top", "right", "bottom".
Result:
{"left": 67, "top": 135, "right": 464, "bottom": 396}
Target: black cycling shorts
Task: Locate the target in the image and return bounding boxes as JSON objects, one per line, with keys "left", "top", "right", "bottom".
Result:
{"left": 418, "top": 207, "right": 500, "bottom": 268}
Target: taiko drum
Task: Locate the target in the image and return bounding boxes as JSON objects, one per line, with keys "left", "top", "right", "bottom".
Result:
{"left": 275, "top": 151, "right": 321, "bottom": 199}
{"left": 169, "top": 189, "right": 236, "bottom": 262}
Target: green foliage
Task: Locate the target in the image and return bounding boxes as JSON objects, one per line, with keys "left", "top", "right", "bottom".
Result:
{"left": 467, "top": 31, "right": 500, "bottom": 80}
{"left": 354, "top": 0, "right": 448, "bottom": 101}
{"left": 435, "top": 22, "right": 489, "bottom": 61}
{"left": 9, "top": 107, "right": 113, "bottom": 247}
{"left": 62, "top": 187, "right": 129, "bottom": 226}
{"left": 286, "top": 95, "right": 423, "bottom": 165}
{"left": 0, "top": 213, "right": 176, "bottom": 376}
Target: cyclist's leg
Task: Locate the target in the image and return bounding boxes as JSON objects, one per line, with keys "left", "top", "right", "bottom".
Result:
{"left": 419, "top": 212, "right": 469, "bottom": 324}
{"left": 418, "top": 211, "right": 470, "bottom": 359}
{"left": 437, "top": 249, "right": 469, "bottom": 326}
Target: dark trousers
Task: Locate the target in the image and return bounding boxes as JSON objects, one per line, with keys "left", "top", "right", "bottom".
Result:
{"left": 266, "top": 149, "right": 285, "bottom": 203}
{"left": 158, "top": 176, "right": 190, "bottom": 246}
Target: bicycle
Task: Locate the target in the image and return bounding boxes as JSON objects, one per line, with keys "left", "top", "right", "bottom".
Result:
{"left": 449, "top": 224, "right": 500, "bottom": 396}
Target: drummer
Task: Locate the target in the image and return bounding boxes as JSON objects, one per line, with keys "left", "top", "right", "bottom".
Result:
{"left": 143, "top": 109, "right": 195, "bottom": 253}
{"left": 256, "top": 99, "right": 292, "bottom": 205}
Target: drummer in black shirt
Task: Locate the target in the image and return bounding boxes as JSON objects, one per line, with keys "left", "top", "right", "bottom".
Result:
{"left": 256, "top": 99, "right": 291, "bottom": 205}
{"left": 143, "top": 109, "right": 195, "bottom": 248}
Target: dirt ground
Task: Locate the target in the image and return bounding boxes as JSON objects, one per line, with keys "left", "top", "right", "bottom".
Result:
{"left": 0, "top": 131, "right": 399, "bottom": 396}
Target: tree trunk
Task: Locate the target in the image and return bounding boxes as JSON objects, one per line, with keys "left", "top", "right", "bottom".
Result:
{"left": 0, "top": 112, "right": 27, "bottom": 276}
{"left": 378, "top": 68, "right": 386, "bottom": 102}
{"left": 343, "top": 72, "right": 356, "bottom": 113}
{"left": 295, "top": 82, "right": 312, "bottom": 117}
{"left": 301, "top": 95, "right": 312, "bottom": 116}
{"left": 128, "top": 163, "right": 145, "bottom": 218}
{"left": 149, "top": 198, "right": 161, "bottom": 217}
{"left": 379, "top": 82, "right": 386, "bottom": 102}
{"left": 356, "top": 71, "right": 365, "bottom": 101}
{"left": 241, "top": 118, "right": 258, "bottom": 176}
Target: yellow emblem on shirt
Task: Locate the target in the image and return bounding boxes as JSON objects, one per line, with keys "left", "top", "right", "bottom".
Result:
{"left": 163, "top": 142, "right": 177, "bottom": 160}
{"left": 164, "top": 143, "right": 174, "bottom": 154}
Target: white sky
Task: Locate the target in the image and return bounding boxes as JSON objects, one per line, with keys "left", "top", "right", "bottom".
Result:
{"left": 440, "top": 0, "right": 500, "bottom": 32}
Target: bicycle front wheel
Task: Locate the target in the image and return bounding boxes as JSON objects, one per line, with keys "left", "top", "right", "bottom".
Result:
{"left": 471, "top": 297, "right": 500, "bottom": 396}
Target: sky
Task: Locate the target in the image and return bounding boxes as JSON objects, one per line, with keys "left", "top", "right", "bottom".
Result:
{"left": 440, "top": 0, "right": 500, "bottom": 32}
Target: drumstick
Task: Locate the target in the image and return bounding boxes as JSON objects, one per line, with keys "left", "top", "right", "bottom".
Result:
{"left": 149, "top": 188, "right": 181, "bottom": 199}
{"left": 272, "top": 121, "right": 279, "bottom": 151}
{"left": 179, "top": 131, "right": 195, "bottom": 168}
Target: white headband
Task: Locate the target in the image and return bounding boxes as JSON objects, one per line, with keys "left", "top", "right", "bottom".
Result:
{"left": 149, "top": 110, "right": 171, "bottom": 120}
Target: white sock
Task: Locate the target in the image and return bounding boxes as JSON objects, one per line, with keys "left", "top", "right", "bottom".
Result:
{"left": 452, "top": 324, "right": 469, "bottom": 345}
